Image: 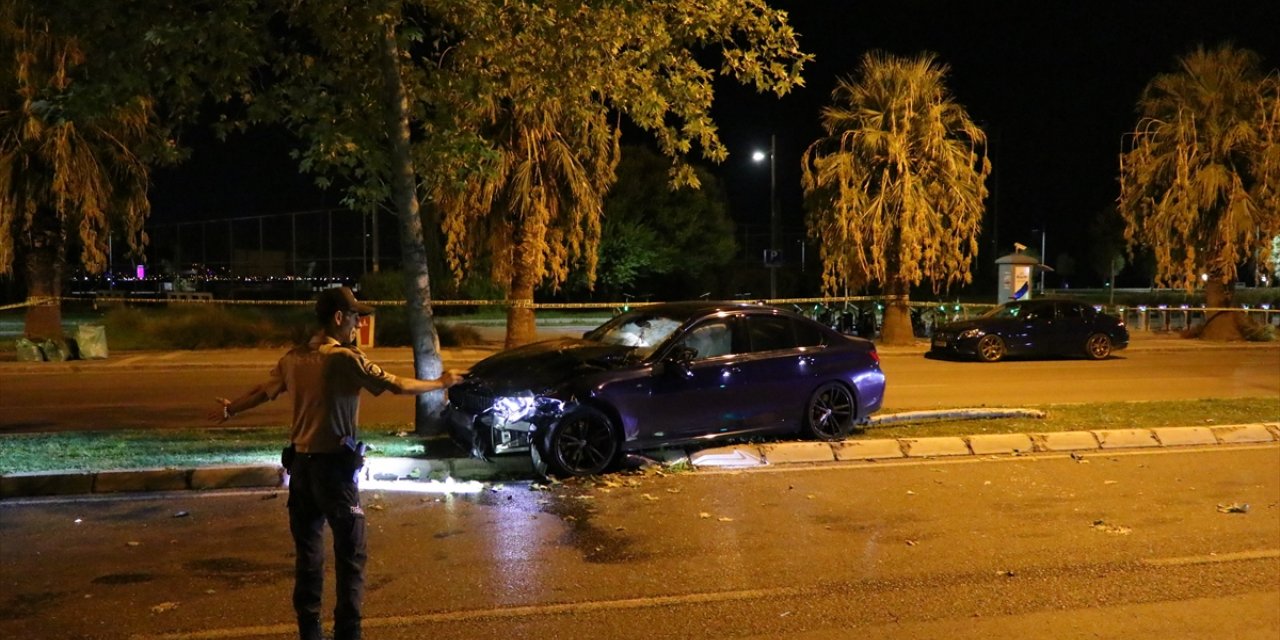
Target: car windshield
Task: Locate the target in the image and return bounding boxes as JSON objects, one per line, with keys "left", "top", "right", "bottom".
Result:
{"left": 981, "top": 303, "right": 1024, "bottom": 320}
{"left": 585, "top": 311, "right": 686, "bottom": 358}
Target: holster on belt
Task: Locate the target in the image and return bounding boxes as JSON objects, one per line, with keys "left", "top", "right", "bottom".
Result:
{"left": 281, "top": 444, "right": 296, "bottom": 470}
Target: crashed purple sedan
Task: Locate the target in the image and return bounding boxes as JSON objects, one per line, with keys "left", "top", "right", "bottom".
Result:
{"left": 446, "top": 302, "right": 886, "bottom": 477}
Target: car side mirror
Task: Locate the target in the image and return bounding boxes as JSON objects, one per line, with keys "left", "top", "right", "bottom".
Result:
{"left": 669, "top": 346, "right": 697, "bottom": 366}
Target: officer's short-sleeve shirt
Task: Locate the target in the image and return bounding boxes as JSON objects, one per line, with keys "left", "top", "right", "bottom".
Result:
{"left": 263, "top": 333, "right": 403, "bottom": 453}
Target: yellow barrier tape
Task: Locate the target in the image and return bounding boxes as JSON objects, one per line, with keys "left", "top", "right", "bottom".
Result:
{"left": 0, "top": 294, "right": 1269, "bottom": 316}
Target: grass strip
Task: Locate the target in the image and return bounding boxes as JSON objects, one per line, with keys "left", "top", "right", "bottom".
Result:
{"left": 0, "top": 398, "right": 1275, "bottom": 474}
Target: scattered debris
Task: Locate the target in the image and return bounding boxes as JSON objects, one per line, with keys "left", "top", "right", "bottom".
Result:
{"left": 74, "top": 518, "right": 83, "bottom": 524}
{"left": 998, "top": 569, "right": 1016, "bottom": 577}
{"left": 640, "top": 493, "right": 659, "bottom": 502}
{"left": 698, "top": 512, "right": 712, "bottom": 519}
{"left": 1216, "top": 503, "right": 1250, "bottom": 514}
{"left": 1091, "top": 520, "right": 1131, "bottom": 535}
{"left": 1070, "top": 452, "right": 1089, "bottom": 463}
{"left": 1103, "top": 480, "right": 1118, "bottom": 485}
{"left": 905, "top": 540, "right": 918, "bottom": 547}
{"left": 172, "top": 511, "right": 190, "bottom": 518}
{"left": 665, "top": 488, "right": 681, "bottom": 494}
{"left": 126, "top": 541, "right": 141, "bottom": 547}
{"left": 150, "top": 602, "right": 180, "bottom": 614}
{"left": 717, "top": 517, "right": 734, "bottom": 523}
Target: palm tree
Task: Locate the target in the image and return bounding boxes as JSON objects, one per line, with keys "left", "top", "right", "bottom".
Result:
{"left": 432, "top": 101, "right": 620, "bottom": 348}
{"left": 802, "top": 51, "right": 990, "bottom": 345}
{"left": 0, "top": 9, "right": 154, "bottom": 340}
{"left": 1118, "top": 44, "right": 1280, "bottom": 340}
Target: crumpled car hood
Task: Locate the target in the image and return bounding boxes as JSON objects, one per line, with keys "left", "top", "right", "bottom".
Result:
{"left": 464, "top": 338, "right": 638, "bottom": 393}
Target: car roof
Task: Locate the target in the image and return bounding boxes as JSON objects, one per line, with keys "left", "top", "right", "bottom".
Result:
{"left": 625, "top": 300, "right": 787, "bottom": 318}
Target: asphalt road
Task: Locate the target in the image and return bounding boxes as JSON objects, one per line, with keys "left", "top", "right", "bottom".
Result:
{"left": 1, "top": 446, "right": 1276, "bottom": 639}
{"left": 0, "top": 343, "right": 1276, "bottom": 432}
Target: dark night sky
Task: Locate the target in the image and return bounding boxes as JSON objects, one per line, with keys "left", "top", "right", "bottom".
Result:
{"left": 149, "top": 1, "right": 1280, "bottom": 287}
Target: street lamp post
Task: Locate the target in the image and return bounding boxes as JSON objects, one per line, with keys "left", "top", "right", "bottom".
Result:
{"left": 753, "top": 134, "right": 778, "bottom": 300}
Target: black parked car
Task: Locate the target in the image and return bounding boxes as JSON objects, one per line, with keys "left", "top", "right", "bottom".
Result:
{"left": 929, "top": 298, "right": 1128, "bottom": 362}
{"left": 446, "top": 302, "right": 886, "bottom": 477}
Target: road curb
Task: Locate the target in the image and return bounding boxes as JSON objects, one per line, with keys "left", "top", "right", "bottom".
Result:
{"left": 2, "top": 424, "right": 1276, "bottom": 499}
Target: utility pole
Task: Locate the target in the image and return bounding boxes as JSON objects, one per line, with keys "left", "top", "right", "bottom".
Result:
{"left": 769, "top": 134, "right": 778, "bottom": 300}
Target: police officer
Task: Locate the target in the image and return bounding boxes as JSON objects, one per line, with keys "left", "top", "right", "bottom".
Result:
{"left": 210, "top": 286, "right": 460, "bottom": 640}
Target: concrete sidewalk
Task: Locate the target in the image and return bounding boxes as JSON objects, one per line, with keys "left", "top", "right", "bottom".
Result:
{"left": 4, "top": 422, "right": 1277, "bottom": 499}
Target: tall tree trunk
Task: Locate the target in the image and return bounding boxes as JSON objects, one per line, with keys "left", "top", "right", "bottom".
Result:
{"left": 879, "top": 277, "right": 914, "bottom": 346}
{"left": 22, "top": 217, "right": 65, "bottom": 340}
{"left": 505, "top": 237, "right": 538, "bottom": 348}
{"left": 379, "top": 17, "right": 445, "bottom": 434}
{"left": 1199, "top": 278, "right": 1244, "bottom": 340}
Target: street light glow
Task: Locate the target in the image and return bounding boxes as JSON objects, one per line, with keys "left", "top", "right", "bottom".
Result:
{"left": 751, "top": 150, "right": 767, "bottom": 163}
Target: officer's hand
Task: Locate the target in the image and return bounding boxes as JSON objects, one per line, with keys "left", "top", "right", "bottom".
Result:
{"left": 208, "top": 397, "right": 232, "bottom": 423}
{"left": 439, "top": 370, "right": 464, "bottom": 388}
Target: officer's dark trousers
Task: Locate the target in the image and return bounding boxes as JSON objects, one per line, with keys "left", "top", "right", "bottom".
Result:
{"left": 288, "top": 454, "right": 367, "bottom": 640}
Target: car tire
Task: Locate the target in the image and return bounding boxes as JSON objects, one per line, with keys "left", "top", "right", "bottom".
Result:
{"left": 1084, "top": 333, "right": 1112, "bottom": 360}
{"left": 804, "top": 382, "right": 857, "bottom": 441}
{"left": 533, "top": 406, "right": 620, "bottom": 478}
{"left": 977, "top": 334, "right": 1006, "bottom": 362}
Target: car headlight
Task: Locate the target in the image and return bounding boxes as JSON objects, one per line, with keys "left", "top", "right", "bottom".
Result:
{"left": 493, "top": 394, "right": 537, "bottom": 424}
{"left": 958, "top": 328, "right": 983, "bottom": 339}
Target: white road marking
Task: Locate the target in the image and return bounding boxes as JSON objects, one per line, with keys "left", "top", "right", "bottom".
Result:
{"left": 1142, "top": 549, "right": 1280, "bottom": 567}
{"left": 130, "top": 586, "right": 809, "bottom": 640}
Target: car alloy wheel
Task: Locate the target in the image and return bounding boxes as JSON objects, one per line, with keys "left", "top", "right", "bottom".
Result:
{"left": 543, "top": 406, "right": 620, "bottom": 477}
{"left": 805, "top": 382, "right": 856, "bottom": 440}
{"left": 1085, "top": 333, "right": 1112, "bottom": 360}
{"left": 977, "top": 334, "right": 1006, "bottom": 362}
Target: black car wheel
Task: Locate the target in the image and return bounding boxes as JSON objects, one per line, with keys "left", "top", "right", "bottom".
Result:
{"left": 535, "top": 406, "right": 620, "bottom": 477}
{"left": 1085, "top": 333, "right": 1112, "bottom": 360}
{"left": 977, "top": 334, "right": 1006, "bottom": 362}
{"left": 804, "top": 382, "right": 857, "bottom": 440}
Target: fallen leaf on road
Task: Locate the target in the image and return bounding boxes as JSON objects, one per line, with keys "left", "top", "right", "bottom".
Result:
{"left": 905, "top": 540, "right": 917, "bottom": 546}
{"left": 150, "top": 602, "right": 179, "bottom": 614}
{"left": 126, "top": 541, "right": 141, "bottom": 547}
{"left": 1216, "top": 503, "right": 1250, "bottom": 514}
{"left": 699, "top": 512, "right": 711, "bottom": 519}
{"left": 665, "top": 488, "right": 681, "bottom": 494}
{"left": 1090, "top": 520, "right": 1131, "bottom": 535}
{"left": 718, "top": 517, "right": 734, "bottom": 522}
{"left": 640, "top": 493, "right": 659, "bottom": 501}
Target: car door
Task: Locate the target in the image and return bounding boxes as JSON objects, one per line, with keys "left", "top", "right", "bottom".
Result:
{"left": 1050, "top": 301, "right": 1092, "bottom": 354}
{"left": 619, "top": 316, "right": 752, "bottom": 444}
{"left": 1012, "top": 300, "right": 1056, "bottom": 355}
{"left": 730, "top": 312, "right": 817, "bottom": 433}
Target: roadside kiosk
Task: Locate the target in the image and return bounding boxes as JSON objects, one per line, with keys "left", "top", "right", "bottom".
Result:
{"left": 995, "top": 244, "right": 1049, "bottom": 303}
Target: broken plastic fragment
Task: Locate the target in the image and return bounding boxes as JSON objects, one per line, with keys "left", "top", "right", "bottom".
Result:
{"left": 1216, "top": 503, "right": 1250, "bottom": 514}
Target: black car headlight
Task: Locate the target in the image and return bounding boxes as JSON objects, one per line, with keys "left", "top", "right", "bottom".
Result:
{"left": 958, "top": 328, "right": 984, "bottom": 339}
{"left": 488, "top": 394, "right": 566, "bottom": 454}
{"left": 492, "top": 393, "right": 539, "bottom": 425}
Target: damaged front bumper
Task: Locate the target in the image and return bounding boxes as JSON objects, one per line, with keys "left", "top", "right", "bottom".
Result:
{"left": 445, "top": 386, "right": 567, "bottom": 459}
